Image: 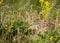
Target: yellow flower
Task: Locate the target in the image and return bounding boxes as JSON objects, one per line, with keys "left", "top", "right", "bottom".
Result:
{"left": 50, "top": 36, "right": 54, "bottom": 41}
{"left": 0, "top": 0, "right": 3, "bottom": 5}
{"left": 39, "top": 0, "right": 44, "bottom": 2}
{"left": 45, "top": 1, "right": 50, "bottom": 7}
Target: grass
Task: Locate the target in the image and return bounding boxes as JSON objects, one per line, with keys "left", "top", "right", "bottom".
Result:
{"left": 0, "top": 0, "right": 60, "bottom": 43}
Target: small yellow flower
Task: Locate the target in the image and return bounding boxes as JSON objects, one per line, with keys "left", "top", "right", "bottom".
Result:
{"left": 45, "top": 1, "right": 50, "bottom": 7}
{"left": 39, "top": 0, "right": 44, "bottom": 2}
{"left": 0, "top": 0, "right": 3, "bottom": 5}
{"left": 50, "top": 36, "right": 54, "bottom": 41}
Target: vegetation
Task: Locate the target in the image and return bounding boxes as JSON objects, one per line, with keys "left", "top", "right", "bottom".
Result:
{"left": 0, "top": 0, "right": 60, "bottom": 43}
